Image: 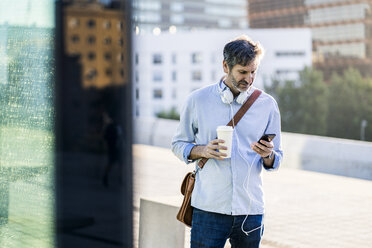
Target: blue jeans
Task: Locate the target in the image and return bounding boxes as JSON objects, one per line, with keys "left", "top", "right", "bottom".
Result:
{"left": 191, "top": 208, "right": 264, "bottom": 248}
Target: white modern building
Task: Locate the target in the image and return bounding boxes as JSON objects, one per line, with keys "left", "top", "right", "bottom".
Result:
{"left": 132, "top": 0, "right": 249, "bottom": 34}
{"left": 133, "top": 29, "right": 312, "bottom": 117}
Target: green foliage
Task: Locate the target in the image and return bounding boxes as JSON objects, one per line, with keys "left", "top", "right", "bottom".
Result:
{"left": 266, "top": 67, "right": 329, "bottom": 136}
{"left": 156, "top": 107, "right": 180, "bottom": 120}
{"left": 265, "top": 67, "right": 372, "bottom": 141}
{"left": 327, "top": 68, "right": 372, "bottom": 140}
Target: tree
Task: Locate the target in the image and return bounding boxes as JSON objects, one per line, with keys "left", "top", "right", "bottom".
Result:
{"left": 327, "top": 68, "right": 372, "bottom": 140}
{"left": 265, "top": 67, "right": 329, "bottom": 136}
{"left": 156, "top": 107, "right": 180, "bottom": 120}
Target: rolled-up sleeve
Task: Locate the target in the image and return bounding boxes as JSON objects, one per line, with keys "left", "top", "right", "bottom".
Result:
{"left": 171, "top": 95, "right": 198, "bottom": 164}
{"left": 262, "top": 100, "right": 283, "bottom": 171}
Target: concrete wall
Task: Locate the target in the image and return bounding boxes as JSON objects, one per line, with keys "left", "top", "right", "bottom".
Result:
{"left": 134, "top": 117, "right": 372, "bottom": 180}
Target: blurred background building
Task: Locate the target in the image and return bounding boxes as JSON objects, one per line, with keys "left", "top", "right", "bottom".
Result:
{"left": 63, "top": 0, "right": 127, "bottom": 88}
{"left": 132, "top": 0, "right": 249, "bottom": 34}
{"left": 133, "top": 29, "right": 312, "bottom": 117}
{"left": 248, "top": 0, "right": 372, "bottom": 78}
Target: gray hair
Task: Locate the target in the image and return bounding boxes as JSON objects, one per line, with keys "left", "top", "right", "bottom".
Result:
{"left": 223, "top": 35, "right": 264, "bottom": 70}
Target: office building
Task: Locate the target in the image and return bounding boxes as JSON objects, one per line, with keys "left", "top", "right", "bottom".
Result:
{"left": 64, "top": 1, "right": 127, "bottom": 88}
{"left": 248, "top": 0, "right": 372, "bottom": 77}
{"left": 132, "top": 0, "right": 249, "bottom": 34}
{"left": 133, "top": 29, "right": 312, "bottom": 117}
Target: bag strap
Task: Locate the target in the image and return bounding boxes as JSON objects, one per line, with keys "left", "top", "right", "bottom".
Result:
{"left": 197, "top": 89, "right": 262, "bottom": 169}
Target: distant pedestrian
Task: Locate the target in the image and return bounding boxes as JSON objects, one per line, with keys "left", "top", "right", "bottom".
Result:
{"left": 172, "top": 35, "right": 283, "bottom": 247}
{"left": 102, "top": 112, "right": 123, "bottom": 187}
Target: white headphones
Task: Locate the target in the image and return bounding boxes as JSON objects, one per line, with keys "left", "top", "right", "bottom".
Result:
{"left": 220, "top": 80, "right": 249, "bottom": 105}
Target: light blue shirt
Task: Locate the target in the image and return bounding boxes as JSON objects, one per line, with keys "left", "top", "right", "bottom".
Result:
{"left": 171, "top": 82, "right": 283, "bottom": 215}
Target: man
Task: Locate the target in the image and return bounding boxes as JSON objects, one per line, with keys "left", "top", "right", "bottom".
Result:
{"left": 171, "top": 35, "right": 283, "bottom": 248}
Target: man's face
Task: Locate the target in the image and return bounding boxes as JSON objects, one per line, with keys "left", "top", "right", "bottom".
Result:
{"left": 223, "top": 60, "right": 258, "bottom": 95}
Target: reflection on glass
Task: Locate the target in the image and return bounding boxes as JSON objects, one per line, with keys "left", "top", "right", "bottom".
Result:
{"left": 0, "top": 0, "right": 55, "bottom": 247}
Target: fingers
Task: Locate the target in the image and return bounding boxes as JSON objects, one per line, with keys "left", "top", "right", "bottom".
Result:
{"left": 206, "top": 146, "right": 227, "bottom": 159}
{"left": 208, "top": 151, "right": 227, "bottom": 160}
{"left": 258, "top": 140, "right": 273, "bottom": 148}
{"left": 251, "top": 140, "right": 274, "bottom": 157}
{"left": 208, "top": 144, "right": 228, "bottom": 151}
{"left": 204, "top": 139, "right": 228, "bottom": 160}
{"left": 208, "top": 139, "right": 227, "bottom": 152}
{"left": 209, "top": 139, "right": 225, "bottom": 145}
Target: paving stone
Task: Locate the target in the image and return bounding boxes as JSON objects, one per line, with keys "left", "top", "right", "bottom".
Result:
{"left": 133, "top": 144, "right": 372, "bottom": 248}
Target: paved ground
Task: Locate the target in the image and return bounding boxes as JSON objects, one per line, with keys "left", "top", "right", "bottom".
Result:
{"left": 133, "top": 144, "right": 372, "bottom": 248}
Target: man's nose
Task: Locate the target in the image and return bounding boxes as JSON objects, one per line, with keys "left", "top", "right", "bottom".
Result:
{"left": 245, "top": 74, "right": 254, "bottom": 83}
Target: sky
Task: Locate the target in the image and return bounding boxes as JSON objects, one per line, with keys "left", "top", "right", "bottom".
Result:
{"left": 0, "top": 0, "right": 54, "bottom": 28}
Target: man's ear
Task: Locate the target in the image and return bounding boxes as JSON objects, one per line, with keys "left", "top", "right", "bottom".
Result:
{"left": 223, "top": 61, "right": 229, "bottom": 74}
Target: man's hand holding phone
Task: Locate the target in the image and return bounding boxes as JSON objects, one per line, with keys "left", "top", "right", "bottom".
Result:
{"left": 251, "top": 134, "right": 276, "bottom": 167}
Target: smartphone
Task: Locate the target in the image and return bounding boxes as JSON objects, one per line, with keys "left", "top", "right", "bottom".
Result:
{"left": 258, "top": 134, "right": 276, "bottom": 145}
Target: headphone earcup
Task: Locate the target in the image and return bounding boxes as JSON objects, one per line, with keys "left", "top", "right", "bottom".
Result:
{"left": 221, "top": 89, "right": 233, "bottom": 104}
{"left": 236, "top": 91, "right": 248, "bottom": 105}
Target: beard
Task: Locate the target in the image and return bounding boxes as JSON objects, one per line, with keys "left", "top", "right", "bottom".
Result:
{"left": 230, "top": 75, "right": 252, "bottom": 93}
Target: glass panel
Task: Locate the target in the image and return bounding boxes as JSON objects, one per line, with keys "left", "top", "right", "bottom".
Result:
{"left": 0, "top": 0, "right": 55, "bottom": 247}
{"left": 55, "top": 1, "right": 133, "bottom": 247}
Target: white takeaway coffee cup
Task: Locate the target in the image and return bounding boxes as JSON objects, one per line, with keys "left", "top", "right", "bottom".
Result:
{"left": 216, "top": 126, "right": 233, "bottom": 158}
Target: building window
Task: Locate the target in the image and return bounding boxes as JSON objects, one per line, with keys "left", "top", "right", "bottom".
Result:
{"left": 104, "top": 52, "right": 112, "bottom": 61}
{"left": 87, "top": 19, "right": 96, "bottom": 28}
{"left": 275, "top": 51, "right": 305, "bottom": 57}
{"left": 120, "top": 68, "right": 125, "bottom": 78}
{"left": 172, "top": 53, "right": 177, "bottom": 64}
{"left": 171, "top": 2, "right": 184, "bottom": 11}
{"left": 170, "top": 14, "right": 184, "bottom": 24}
{"left": 118, "top": 53, "right": 125, "bottom": 63}
{"left": 71, "top": 34, "right": 80, "bottom": 43}
{"left": 153, "top": 71, "right": 163, "bottom": 82}
{"left": 87, "top": 52, "right": 96, "bottom": 60}
{"left": 153, "top": 53, "right": 162, "bottom": 64}
{"left": 153, "top": 89, "right": 163, "bottom": 99}
{"left": 117, "top": 21, "right": 124, "bottom": 30}
{"left": 192, "top": 52, "right": 202, "bottom": 64}
{"left": 68, "top": 18, "right": 79, "bottom": 28}
{"left": 118, "top": 38, "right": 124, "bottom": 47}
{"left": 275, "top": 69, "right": 298, "bottom": 75}
{"left": 172, "top": 71, "right": 177, "bottom": 82}
{"left": 103, "top": 20, "right": 111, "bottom": 29}
{"left": 135, "top": 71, "right": 139, "bottom": 83}
{"left": 105, "top": 68, "right": 112, "bottom": 76}
{"left": 192, "top": 71, "right": 202, "bottom": 81}
{"left": 136, "top": 88, "right": 139, "bottom": 100}
{"left": 103, "top": 37, "right": 112, "bottom": 45}
{"left": 87, "top": 35, "right": 96, "bottom": 45}
{"left": 86, "top": 68, "right": 98, "bottom": 80}
{"left": 135, "top": 53, "right": 138, "bottom": 64}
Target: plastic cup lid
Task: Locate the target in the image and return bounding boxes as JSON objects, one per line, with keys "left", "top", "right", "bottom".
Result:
{"left": 216, "top": 126, "right": 233, "bottom": 131}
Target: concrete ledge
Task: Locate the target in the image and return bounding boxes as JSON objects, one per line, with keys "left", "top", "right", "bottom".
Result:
{"left": 139, "top": 196, "right": 185, "bottom": 248}
{"left": 283, "top": 132, "right": 372, "bottom": 180}
{"left": 134, "top": 117, "right": 177, "bottom": 149}
{"left": 134, "top": 117, "right": 372, "bottom": 180}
